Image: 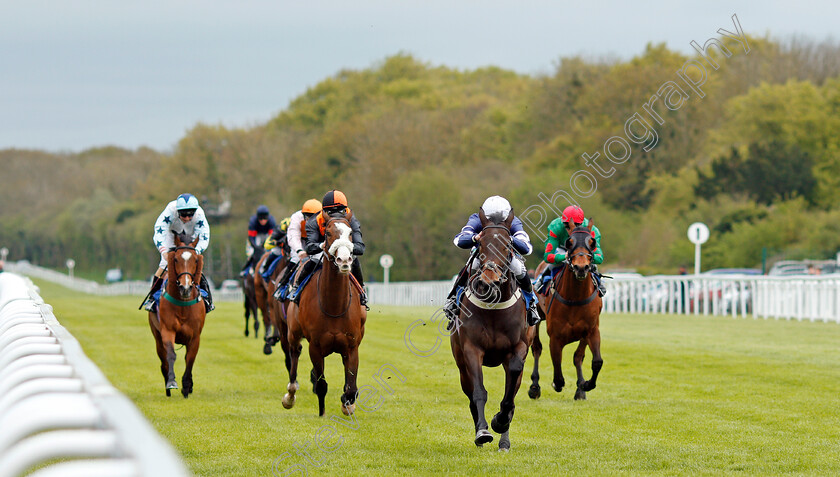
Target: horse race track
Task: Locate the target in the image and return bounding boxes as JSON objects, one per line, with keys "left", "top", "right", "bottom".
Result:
{"left": 36, "top": 279, "right": 840, "bottom": 476}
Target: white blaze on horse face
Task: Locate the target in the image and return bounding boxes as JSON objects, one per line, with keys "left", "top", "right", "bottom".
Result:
{"left": 180, "top": 251, "right": 193, "bottom": 287}
{"left": 329, "top": 223, "right": 354, "bottom": 273}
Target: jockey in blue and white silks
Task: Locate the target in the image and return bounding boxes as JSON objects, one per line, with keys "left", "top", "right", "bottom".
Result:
{"left": 444, "top": 196, "right": 540, "bottom": 326}
{"left": 144, "top": 193, "right": 213, "bottom": 312}
{"left": 153, "top": 194, "right": 210, "bottom": 269}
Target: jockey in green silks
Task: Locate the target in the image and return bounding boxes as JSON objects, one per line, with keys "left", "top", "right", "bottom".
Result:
{"left": 537, "top": 205, "right": 606, "bottom": 296}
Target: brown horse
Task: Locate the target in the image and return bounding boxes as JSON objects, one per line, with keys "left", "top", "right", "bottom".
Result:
{"left": 450, "top": 209, "right": 535, "bottom": 451}
{"left": 148, "top": 233, "right": 206, "bottom": 398}
{"left": 529, "top": 221, "right": 603, "bottom": 401}
{"left": 253, "top": 252, "right": 281, "bottom": 353}
{"left": 282, "top": 213, "right": 367, "bottom": 416}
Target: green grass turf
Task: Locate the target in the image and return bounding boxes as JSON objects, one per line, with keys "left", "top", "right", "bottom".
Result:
{"left": 32, "top": 278, "right": 840, "bottom": 476}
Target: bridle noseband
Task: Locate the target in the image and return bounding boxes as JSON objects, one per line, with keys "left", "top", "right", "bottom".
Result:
{"left": 173, "top": 245, "right": 200, "bottom": 293}
{"left": 564, "top": 228, "right": 595, "bottom": 274}
{"left": 477, "top": 225, "right": 514, "bottom": 283}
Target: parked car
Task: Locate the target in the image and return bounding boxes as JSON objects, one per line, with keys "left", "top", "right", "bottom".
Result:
{"left": 220, "top": 279, "right": 240, "bottom": 292}
{"left": 105, "top": 268, "right": 123, "bottom": 283}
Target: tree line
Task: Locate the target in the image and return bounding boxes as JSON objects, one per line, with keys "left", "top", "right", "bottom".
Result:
{"left": 2, "top": 35, "right": 839, "bottom": 282}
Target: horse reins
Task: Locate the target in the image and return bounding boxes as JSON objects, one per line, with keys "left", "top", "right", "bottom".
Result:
{"left": 165, "top": 245, "right": 201, "bottom": 306}
{"left": 546, "top": 229, "right": 598, "bottom": 313}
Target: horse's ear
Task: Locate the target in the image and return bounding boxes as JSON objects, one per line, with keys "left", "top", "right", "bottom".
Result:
{"left": 479, "top": 208, "right": 489, "bottom": 227}
{"left": 174, "top": 233, "right": 183, "bottom": 247}
{"left": 587, "top": 218, "right": 594, "bottom": 231}
{"left": 504, "top": 207, "right": 514, "bottom": 229}
{"left": 190, "top": 235, "right": 200, "bottom": 248}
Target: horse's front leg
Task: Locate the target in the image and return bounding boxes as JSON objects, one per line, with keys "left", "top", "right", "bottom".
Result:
{"left": 549, "top": 337, "right": 567, "bottom": 393}
{"left": 160, "top": 328, "right": 179, "bottom": 396}
{"left": 149, "top": 317, "right": 169, "bottom": 391}
{"left": 572, "top": 339, "right": 588, "bottom": 400}
{"left": 581, "top": 328, "right": 603, "bottom": 393}
{"left": 181, "top": 334, "right": 201, "bottom": 398}
{"left": 461, "top": 344, "right": 491, "bottom": 446}
{"left": 309, "top": 345, "right": 327, "bottom": 417}
{"left": 340, "top": 347, "right": 360, "bottom": 415}
{"left": 493, "top": 343, "right": 527, "bottom": 452}
{"left": 528, "top": 323, "right": 542, "bottom": 399}
{"left": 282, "top": 310, "right": 303, "bottom": 410}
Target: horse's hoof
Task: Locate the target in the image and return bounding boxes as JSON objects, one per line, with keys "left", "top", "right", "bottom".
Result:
{"left": 341, "top": 403, "right": 355, "bottom": 415}
{"left": 551, "top": 381, "right": 563, "bottom": 393}
{"left": 182, "top": 389, "right": 190, "bottom": 398}
{"left": 263, "top": 343, "right": 273, "bottom": 355}
{"left": 528, "top": 384, "right": 541, "bottom": 400}
{"left": 582, "top": 380, "right": 596, "bottom": 392}
{"left": 282, "top": 393, "right": 296, "bottom": 409}
{"left": 491, "top": 414, "right": 510, "bottom": 434}
{"left": 474, "top": 429, "right": 493, "bottom": 446}
{"left": 244, "top": 329, "right": 249, "bottom": 337}
{"left": 574, "top": 388, "right": 587, "bottom": 400}
{"left": 287, "top": 382, "right": 300, "bottom": 393}
{"left": 166, "top": 380, "right": 179, "bottom": 390}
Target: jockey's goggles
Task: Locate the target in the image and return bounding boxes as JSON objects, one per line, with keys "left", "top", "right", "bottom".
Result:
{"left": 179, "top": 209, "right": 196, "bottom": 218}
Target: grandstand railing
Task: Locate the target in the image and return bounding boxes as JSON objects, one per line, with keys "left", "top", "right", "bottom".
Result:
{"left": 0, "top": 271, "right": 190, "bottom": 477}
{"left": 6, "top": 262, "right": 839, "bottom": 323}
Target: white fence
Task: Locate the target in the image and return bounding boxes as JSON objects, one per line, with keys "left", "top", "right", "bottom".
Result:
{"left": 6, "top": 261, "right": 839, "bottom": 322}
{"left": 0, "top": 271, "right": 190, "bottom": 477}
{"left": 602, "top": 274, "right": 840, "bottom": 323}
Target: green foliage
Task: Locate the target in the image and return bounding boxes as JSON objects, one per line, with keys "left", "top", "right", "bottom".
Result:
{"left": 5, "top": 39, "right": 840, "bottom": 280}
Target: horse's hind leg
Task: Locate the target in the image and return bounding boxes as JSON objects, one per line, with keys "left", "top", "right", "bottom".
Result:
{"left": 528, "top": 323, "right": 542, "bottom": 399}
{"left": 309, "top": 346, "right": 328, "bottom": 417}
{"left": 340, "top": 348, "right": 360, "bottom": 416}
{"left": 150, "top": 323, "right": 169, "bottom": 393}
{"left": 581, "top": 328, "right": 603, "bottom": 393}
{"left": 181, "top": 335, "right": 201, "bottom": 398}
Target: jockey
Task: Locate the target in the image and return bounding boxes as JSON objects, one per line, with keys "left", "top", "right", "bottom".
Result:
{"left": 259, "top": 217, "right": 291, "bottom": 280}
{"left": 443, "top": 196, "right": 540, "bottom": 326}
{"left": 240, "top": 205, "right": 276, "bottom": 277}
{"left": 537, "top": 205, "right": 606, "bottom": 296}
{"left": 273, "top": 199, "right": 322, "bottom": 300}
{"left": 289, "top": 190, "right": 368, "bottom": 308}
{"left": 143, "top": 193, "right": 213, "bottom": 312}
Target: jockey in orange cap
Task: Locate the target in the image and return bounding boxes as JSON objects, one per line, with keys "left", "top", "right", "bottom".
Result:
{"left": 273, "top": 199, "right": 322, "bottom": 301}
{"left": 536, "top": 205, "right": 606, "bottom": 296}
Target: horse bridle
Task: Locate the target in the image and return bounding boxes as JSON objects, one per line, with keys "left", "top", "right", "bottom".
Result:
{"left": 564, "top": 229, "right": 595, "bottom": 267}
{"left": 477, "top": 225, "right": 514, "bottom": 283}
{"left": 317, "top": 216, "right": 353, "bottom": 318}
{"left": 322, "top": 215, "right": 352, "bottom": 266}
{"left": 172, "top": 245, "right": 200, "bottom": 293}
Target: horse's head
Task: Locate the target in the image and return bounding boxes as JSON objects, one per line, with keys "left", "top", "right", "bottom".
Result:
{"left": 565, "top": 220, "right": 595, "bottom": 281}
{"left": 170, "top": 233, "right": 203, "bottom": 300}
{"left": 475, "top": 207, "right": 514, "bottom": 287}
{"left": 324, "top": 211, "right": 355, "bottom": 275}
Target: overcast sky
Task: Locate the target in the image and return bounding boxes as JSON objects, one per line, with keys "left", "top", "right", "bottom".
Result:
{"left": 1, "top": 0, "right": 836, "bottom": 153}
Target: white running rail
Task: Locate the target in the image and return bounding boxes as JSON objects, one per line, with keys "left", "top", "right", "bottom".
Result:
{"left": 0, "top": 271, "right": 190, "bottom": 477}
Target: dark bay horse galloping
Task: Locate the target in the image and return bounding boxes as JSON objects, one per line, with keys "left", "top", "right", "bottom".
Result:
{"left": 282, "top": 213, "right": 367, "bottom": 416}
{"left": 451, "top": 208, "right": 535, "bottom": 451}
{"left": 148, "top": 233, "right": 207, "bottom": 398}
{"left": 530, "top": 221, "right": 603, "bottom": 401}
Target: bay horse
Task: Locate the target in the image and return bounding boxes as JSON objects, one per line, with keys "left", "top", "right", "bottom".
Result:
{"left": 242, "top": 267, "right": 260, "bottom": 338}
{"left": 148, "top": 233, "right": 206, "bottom": 398}
{"left": 450, "top": 208, "right": 535, "bottom": 451}
{"left": 253, "top": 252, "right": 281, "bottom": 353}
{"left": 282, "top": 212, "right": 367, "bottom": 416}
{"left": 529, "top": 221, "right": 603, "bottom": 401}
{"left": 243, "top": 240, "right": 270, "bottom": 339}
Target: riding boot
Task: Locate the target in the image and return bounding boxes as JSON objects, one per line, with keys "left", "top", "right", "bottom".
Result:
{"left": 240, "top": 255, "right": 253, "bottom": 278}
{"left": 535, "top": 266, "right": 552, "bottom": 295}
{"left": 591, "top": 265, "right": 607, "bottom": 297}
{"left": 199, "top": 274, "right": 214, "bottom": 312}
{"left": 517, "top": 274, "right": 541, "bottom": 326}
{"left": 291, "top": 259, "right": 318, "bottom": 304}
{"left": 443, "top": 265, "right": 469, "bottom": 323}
{"left": 143, "top": 267, "right": 166, "bottom": 311}
{"left": 351, "top": 258, "right": 369, "bottom": 309}
{"left": 274, "top": 261, "right": 298, "bottom": 301}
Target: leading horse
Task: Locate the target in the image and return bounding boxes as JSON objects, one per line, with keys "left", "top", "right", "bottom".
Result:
{"left": 529, "top": 221, "right": 603, "bottom": 401}
{"left": 450, "top": 208, "right": 535, "bottom": 451}
{"left": 282, "top": 212, "right": 367, "bottom": 416}
{"left": 148, "top": 233, "right": 207, "bottom": 398}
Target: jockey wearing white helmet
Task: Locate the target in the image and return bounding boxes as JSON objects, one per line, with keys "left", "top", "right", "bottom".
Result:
{"left": 444, "top": 195, "right": 540, "bottom": 326}
{"left": 143, "top": 193, "right": 213, "bottom": 312}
